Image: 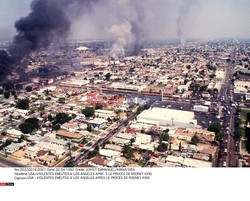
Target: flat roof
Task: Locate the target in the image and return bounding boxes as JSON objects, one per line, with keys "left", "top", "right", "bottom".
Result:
{"left": 138, "top": 107, "right": 195, "bottom": 123}
{"left": 56, "top": 130, "right": 83, "bottom": 139}
{"left": 182, "top": 158, "right": 212, "bottom": 168}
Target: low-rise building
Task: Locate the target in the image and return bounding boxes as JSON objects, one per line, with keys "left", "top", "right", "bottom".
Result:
{"left": 56, "top": 130, "right": 84, "bottom": 143}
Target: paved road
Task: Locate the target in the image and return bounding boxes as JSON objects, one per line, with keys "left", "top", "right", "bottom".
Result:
{"left": 71, "top": 111, "right": 138, "bottom": 166}
{"left": 0, "top": 157, "right": 27, "bottom": 167}
{"left": 217, "top": 48, "right": 237, "bottom": 167}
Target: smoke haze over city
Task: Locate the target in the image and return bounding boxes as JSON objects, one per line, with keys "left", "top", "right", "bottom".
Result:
{"left": 0, "top": 0, "right": 250, "bottom": 44}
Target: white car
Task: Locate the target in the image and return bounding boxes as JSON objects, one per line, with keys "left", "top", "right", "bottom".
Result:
{"left": 223, "top": 161, "right": 227, "bottom": 167}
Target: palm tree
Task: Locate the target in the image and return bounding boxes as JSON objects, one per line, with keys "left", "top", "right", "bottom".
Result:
{"left": 67, "top": 142, "right": 72, "bottom": 158}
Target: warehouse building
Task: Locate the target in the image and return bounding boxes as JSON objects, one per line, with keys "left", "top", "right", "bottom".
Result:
{"left": 137, "top": 107, "right": 197, "bottom": 128}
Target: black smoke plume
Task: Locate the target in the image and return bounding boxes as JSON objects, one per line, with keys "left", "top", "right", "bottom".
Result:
{"left": 0, "top": 0, "right": 98, "bottom": 80}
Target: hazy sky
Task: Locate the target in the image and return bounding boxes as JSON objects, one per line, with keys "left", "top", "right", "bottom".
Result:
{"left": 0, "top": 0, "right": 250, "bottom": 42}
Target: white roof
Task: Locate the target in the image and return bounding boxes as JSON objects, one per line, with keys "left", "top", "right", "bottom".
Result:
{"left": 99, "top": 149, "right": 120, "bottom": 158}
{"left": 116, "top": 133, "right": 134, "bottom": 140}
{"left": 7, "top": 129, "right": 22, "bottom": 136}
{"left": 112, "top": 137, "right": 129, "bottom": 145}
{"left": 48, "top": 138, "right": 68, "bottom": 146}
{"left": 95, "top": 109, "right": 114, "bottom": 114}
{"left": 138, "top": 107, "right": 195, "bottom": 124}
{"left": 166, "top": 155, "right": 184, "bottom": 164}
{"left": 182, "top": 158, "right": 212, "bottom": 168}
{"left": 88, "top": 118, "right": 108, "bottom": 125}
{"left": 36, "top": 142, "right": 63, "bottom": 152}
{"left": 76, "top": 46, "right": 88, "bottom": 51}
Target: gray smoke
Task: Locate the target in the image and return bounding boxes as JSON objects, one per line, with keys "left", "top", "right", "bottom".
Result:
{"left": 0, "top": 0, "right": 98, "bottom": 79}
{"left": 177, "top": 0, "right": 198, "bottom": 45}
{"left": 109, "top": 0, "right": 147, "bottom": 59}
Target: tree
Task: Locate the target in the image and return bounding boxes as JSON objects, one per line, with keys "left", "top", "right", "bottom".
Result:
{"left": 4, "top": 82, "right": 14, "bottom": 91}
{"left": 81, "top": 138, "right": 88, "bottom": 144}
{"left": 52, "top": 124, "right": 61, "bottom": 131}
{"left": 82, "top": 107, "right": 95, "bottom": 118}
{"left": 19, "top": 122, "right": 34, "bottom": 134}
{"left": 87, "top": 125, "right": 92, "bottom": 132}
{"left": 115, "top": 109, "right": 122, "bottom": 119}
{"left": 54, "top": 113, "right": 71, "bottom": 124}
{"left": 122, "top": 145, "right": 134, "bottom": 159}
{"left": 58, "top": 97, "right": 66, "bottom": 103}
{"left": 157, "top": 143, "right": 168, "bottom": 152}
{"left": 105, "top": 72, "right": 111, "bottom": 81}
{"left": 0, "top": 89, "right": 4, "bottom": 94}
{"left": 159, "top": 132, "right": 169, "bottom": 144}
{"left": 48, "top": 114, "right": 54, "bottom": 122}
{"left": 25, "top": 85, "right": 33, "bottom": 92}
{"left": 179, "top": 142, "right": 182, "bottom": 151}
{"left": 3, "top": 91, "right": 10, "bottom": 99}
{"left": 95, "top": 105, "right": 103, "bottom": 110}
{"left": 10, "top": 90, "right": 16, "bottom": 96}
{"left": 191, "top": 135, "right": 200, "bottom": 145}
{"left": 16, "top": 99, "right": 30, "bottom": 110}
{"left": 215, "top": 132, "right": 224, "bottom": 141}
{"left": 25, "top": 117, "right": 39, "bottom": 130}
{"left": 15, "top": 84, "right": 23, "bottom": 90}
{"left": 208, "top": 123, "right": 221, "bottom": 134}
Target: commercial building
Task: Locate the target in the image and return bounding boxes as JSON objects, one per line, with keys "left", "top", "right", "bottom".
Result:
{"left": 193, "top": 105, "right": 209, "bottom": 113}
{"left": 95, "top": 109, "right": 114, "bottom": 119}
{"left": 137, "top": 107, "right": 197, "bottom": 128}
{"left": 56, "top": 130, "right": 84, "bottom": 143}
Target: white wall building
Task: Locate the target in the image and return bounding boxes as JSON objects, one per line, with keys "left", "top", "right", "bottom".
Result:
{"left": 193, "top": 105, "right": 209, "bottom": 113}
{"left": 137, "top": 107, "right": 197, "bottom": 128}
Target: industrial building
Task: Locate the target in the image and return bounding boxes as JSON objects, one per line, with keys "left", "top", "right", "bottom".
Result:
{"left": 137, "top": 107, "right": 197, "bottom": 128}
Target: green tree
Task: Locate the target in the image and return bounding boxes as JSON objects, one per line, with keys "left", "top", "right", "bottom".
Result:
{"left": 105, "top": 72, "right": 111, "bottom": 81}
{"left": 54, "top": 113, "right": 71, "bottom": 124}
{"left": 19, "top": 122, "right": 34, "bottom": 134}
{"left": 16, "top": 99, "right": 30, "bottom": 110}
{"left": 87, "top": 125, "right": 92, "bottom": 132}
{"left": 179, "top": 142, "right": 182, "bottom": 151}
{"left": 48, "top": 114, "right": 54, "bottom": 122}
{"left": 215, "top": 132, "right": 224, "bottom": 141}
{"left": 157, "top": 143, "right": 168, "bottom": 152}
{"left": 10, "top": 90, "right": 16, "bottom": 96}
{"left": 159, "top": 132, "right": 169, "bottom": 144}
{"left": 58, "top": 97, "right": 66, "bottom": 103}
{"left": 3, "top": 91, "right": 10, "bottom": 99}
{"left": 208, "top": 123, "right": 221, "bottom": 134}
{"left": 95, "top": 105, "right": 103, "bottom": 110}
{"left": 82, "top": 107, "right": 95, "bottom": 118}
{"left": 4, "top": 82, "right": 14, "bottom": 91}
{"left": 25, "top": 85, "right": 33, "bottom": 92}
{"left": 15, "top": 84, "right": 23, "bottom": 90}
{"left": 0, "top": 89, "right": 4, "bottom": 94}
{"left": 191, "top": 135, "right": 200, "bottom": 145}
{"left": 130, "top": 138, "right": 135, "bottom": 145}
{"left": 25, "top": 117, "right": 39, "bottom": 129}
{"left": 52, "top": 124, "right": 61, "bottom": 131}
{"left": 122, "top": 144, "right": 134, "bottom": 159}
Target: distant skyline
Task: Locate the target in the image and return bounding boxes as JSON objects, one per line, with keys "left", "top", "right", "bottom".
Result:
{"left": 0, "top": 0, "right": 250, "bottom": 42}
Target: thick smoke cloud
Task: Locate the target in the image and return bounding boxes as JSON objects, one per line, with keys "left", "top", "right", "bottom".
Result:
{"left": 109, "top": 0, "right": 147, "bottom": 59}
{"left": 177, "top": 0, "right": 199, "bottom": 44}
{"left": 0, "top": 0, "right": 98, "bottom": 79}
{"left": 0, "top": 50, "right": 11, "bottom": 76}
{"left": 10, "top": 0, "right": 98, "bottom": 57}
